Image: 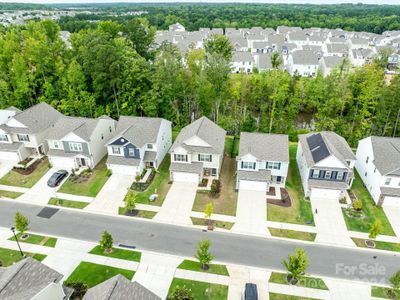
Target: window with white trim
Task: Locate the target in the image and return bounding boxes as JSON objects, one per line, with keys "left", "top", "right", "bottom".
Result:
{"left": 128, "top": 148, "right": 135, "bottom": 156}
{"left": 198, "top": 154, "right": 212, "bottom": 162}
{"left": 147, "top": 144, "right": 153, "bottom": 149}
{"left": 174, "top": 154, "right": 188, "bottom": 162}
{"left": 336, "top": 171, "right": 344, "bottom": 181}
{"left": 241, "top": 161, "right": 255, "bottom": 170}
{"left": 53, "top": 141, "right": 59, "bottom": 149}
{"left": 112, "top": 146, "right": 120, "bottom": 155}
{"left": 312, "top": 169, "right": 320, "bottom": 179}
{"left": 69, "top": 142, "right": 83, "bottom": 152}
{"left": 325, "top": 171, "right": 332, "bottom": 179}
{"left": 17, "top": 134, "right": 29, "bottom": 142}
{"left": 0, "top": 134, "right": 8, "bottom": 142}
{"left": 385, "top": 178, "right": 392, "bottom": 186}
{"left": 267, "top": 161, "right": 281, "bottom": 170}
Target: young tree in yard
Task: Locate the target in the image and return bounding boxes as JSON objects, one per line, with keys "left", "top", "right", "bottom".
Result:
{"left": 195, "top": 238, "right": 214, "bottom": 270}
{"left": 204, "top": 202, "right": 213, "bottom": 220}
{"left": 99, "top": 231, "right": 113, "bottom": 253}
{"left": 369, "top": 220, "right": 383, "bottom": 239}
{"left": 282, "top": 248, "right": 310, "bottom": 284}
{"left": 124, "top": 190, "right": 137, "bottom": 214}
{"left": 15, "top": 212, "right": 30, "bottom": 237}
{"left": 170, "top": 285, "right": 194, "bottom": 300}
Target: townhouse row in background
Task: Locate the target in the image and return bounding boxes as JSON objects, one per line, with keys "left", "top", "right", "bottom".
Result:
{"left": 155, "top": 23, "right": 400, "bottom": 77}
{"left": 0, "top": 102, "right": 399, "bottom": 207}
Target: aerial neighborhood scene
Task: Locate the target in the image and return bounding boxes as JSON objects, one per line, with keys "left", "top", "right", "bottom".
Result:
{"left": 1, "top": 1, "right": 400, "bottom": 300}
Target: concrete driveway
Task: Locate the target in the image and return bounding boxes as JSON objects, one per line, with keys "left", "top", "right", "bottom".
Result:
{"left": 154, "top": 182, "right": 197, "bottom": 225}
{"left": 310, "top": 196, "right": 355, "bottom": 247}
{"left": 232, "top": 189, "right": 269, "bottom": 237}
{"left": 0, "top": 161, "right": 14, "bottom": 179}
{"left": 85, "top": 174, "right": 135, "bottom": 214}
{"left": 383, "top": 206, "right": 400, "bottom": 239}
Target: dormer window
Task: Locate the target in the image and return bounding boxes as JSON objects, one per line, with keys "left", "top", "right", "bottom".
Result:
{"left": 0, "top": 134, "right": 8, "bottom": 142}
{"left": 147, "top": 144, "right": 153, "bottom": 149}
{"left": 17, "top": 134, "right": 29, "bottom": 142}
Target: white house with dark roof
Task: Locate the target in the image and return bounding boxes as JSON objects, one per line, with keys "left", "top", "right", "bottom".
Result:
{"left": 297, "top": 131, "right": 356, "bottom": 200}
{"left": 355, "top": 136, "right": 400, "bottom": 207}
{"left": 106, "top": 116, "right": 171, "bottom": 176}
{"left": 232, "top": 51, "right": 254, "bottom": 73}
{"left": 0, "top": 102, "right": 63, "bottom": 163}
{"left": 169, "top": 116, "right": 226, "bottom": 183}
{"left": 236, "top": 132, "right": 289, "bottom": 192}
{"left": 47, "top": 115, "right": 116, "bottom": 171}
{"left": 287, "top": 50, "right": 319, "bottom": 77}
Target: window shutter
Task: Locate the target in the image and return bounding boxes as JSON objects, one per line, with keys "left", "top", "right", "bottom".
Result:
{"left": 241, "top": 161, "right": 244, "bottom": 168}
{"left": 253, "top": 162, "right": 256, "bottom": 169}
{"left": 198, "top": 154, "right": 200, "bottom": 161}
{"left": 278, "top": 163, "right": 281, "bottom": 170}
{"left": 209, "top": 155, "right": 212, "bottom": 162}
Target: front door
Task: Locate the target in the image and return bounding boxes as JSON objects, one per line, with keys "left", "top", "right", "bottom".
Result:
{"left": 80, "top": 158, "right": 86, "bottom": 167}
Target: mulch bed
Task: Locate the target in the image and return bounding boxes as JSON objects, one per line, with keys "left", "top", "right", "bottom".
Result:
{"left": 267, "top": 188, "right": 292, "bottom": 207}
{"left": 124, "top": 210, "right": 139, "bottom": 217}
{"left": 267, "top": 187, "right": 276, "bottom": 196}
{"left": 13, "top": 159, "right": 41, "bottom": 175}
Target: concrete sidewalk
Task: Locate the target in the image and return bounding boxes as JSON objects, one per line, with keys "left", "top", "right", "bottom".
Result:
{"left": 227, "top": 266, "right": 270, "bottom": 300}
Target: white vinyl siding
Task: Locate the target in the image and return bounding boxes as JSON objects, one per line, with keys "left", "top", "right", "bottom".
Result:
{"left": 241, "top": 161, "right": 256, "bottom": 170}
{"left": 69, "top": 142, "right": 83, "bottom": 152}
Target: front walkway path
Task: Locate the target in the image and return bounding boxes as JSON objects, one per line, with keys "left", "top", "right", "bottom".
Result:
{"left": 310, "top": 196, "right": 355, "bottom": 247}
{"left": 383, "top": 206, "right": 400, "bottom": 240}
{"left": 154, "top": 182, "right": 197, "bottom": 225}
{"left": 132, "top": 252, "right": 182, "bottom": 299}
{"left": 175, "top": 268, "right": 229, "bottom": 285}
{"left": 0, "top": 184, "right": 28, "bottom": 193}
{"left": 232, "top": 189, "right": 270, "bottom": 237}
{"left": 85, "top": 174, "right": 134, "bottom": 214}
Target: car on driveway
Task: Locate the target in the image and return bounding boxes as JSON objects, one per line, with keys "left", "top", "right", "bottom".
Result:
{"left": 47, "top": 170, "right": 68, "bottom": 187}
{"left": 243, "top": 283, "right": 258, "bottom": 300}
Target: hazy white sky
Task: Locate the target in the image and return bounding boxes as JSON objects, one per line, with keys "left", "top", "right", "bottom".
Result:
{"left": 1, "top": 0, "right": 399, "bottom": 4}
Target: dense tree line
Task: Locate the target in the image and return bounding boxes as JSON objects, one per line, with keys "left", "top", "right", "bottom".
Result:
{"left": 0, "top": 20, "right": 399, "bottom": 147}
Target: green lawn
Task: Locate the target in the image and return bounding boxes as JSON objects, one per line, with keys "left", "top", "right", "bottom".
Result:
{"left": 269, "top": 272, "right": 328, "bottom": 290}
{"left": 342, "top": 173, "right": 395, "bottom": 236}
{"left": 130, "top": 156, "right": 171, "bottom": 206}
{"left": 0, "top": 247, "right": 47, "bottom": 266}
{"left": 371, "top": 286, "right": 399, "bottom": 299}
{"left": 58, "top": 159, "right": 109, "bottom": 197}
{"left": 9, "top": 233, "right": 57, "bottom": 248}
{"left": 0, "top": 158, "right": 50, "bottom": 188}
{"left": 89, "top": 245, "right": 141, "bottom": 262}
{"left": 352, "top": 238, "right": 400, "bottom": 252}
{"left": 178, "top": 259, "right": 229, "bottom": 276}
{"left": 268, "top": 228, "right": 316, "bottom": 242}
{"left": 66, "top": 261, "right": 135, "bottom": 288}
{"left": 118, "top": 207, "right": 157, "bottom": 219}
{"left": 172, "top": 128, "right": 180, "bottom": 141}
{"left": 269, "top": 293, "right": 320, "bottom": 300}
{"left": 267, "top": 143, "right": 314, "bottom": 226}
{"left": 191, "top": 217, "right": 234, "bottom": 230}
{"left": 0, "top": 190, "right": 23, "bottom": 199}
{"left": 48, "top": 197, "right": 89, "bottom": 209}
{"left": 168, "top": 278, "right": 228, "bottom": 300}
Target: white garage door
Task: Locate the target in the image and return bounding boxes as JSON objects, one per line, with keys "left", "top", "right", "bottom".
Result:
{"left": 172, "top": 172, "right": 199, "bottom": 183}
{"left": 311, "top": 188, "right": 341, "bottom": 200}
{"left": 108, "top": 164, "right": 139, "bottom": 176}
{"left": 239, "top": 180, "right": 268, "bottom": 192}
{"left": 383, "top": 196, "right": 400, "bottom": 207}
{"left": 49, "top": 156, "right": 75, "bottom": 170}
{"left": 0, "top": 151, "right": 19, "bottom": 162}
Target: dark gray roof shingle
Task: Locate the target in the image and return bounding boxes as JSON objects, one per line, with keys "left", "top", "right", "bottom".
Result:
{"left": 370, "top": 136, "right": 400, "bottom": 176}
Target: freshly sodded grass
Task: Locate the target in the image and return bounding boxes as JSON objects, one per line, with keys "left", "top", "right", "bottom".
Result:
{"left": 267, "top": 143, "right": 314, "bottom": 226}
{"left": 371, "top": 286, "right": 399, "bottom": 299}
{"left": 352, "top": 238, "right": 400, "bottom": 252}
{"left": 48, "top": 197, "right": 89, "bottom": 209}
{"left": 9, "top": 233, "right": 57, "bottom": 248}
{"left": 66, "top": 261, "right": 134, "bottom": 288}
{"left": 191, "top": 217, "right": 234, "bottom": 230}
{"left": 269, "top": 272, "right": 328, "bottom": 290}
{"left": 132, "top": 157, "right": 171, "bottom": 206}
{"left": 269, "top": 293, "right": 319, "bottom": 300}
{"left": 0, "top": 158, "right": 50, "bottom": 188}
{"left": 268, "top": 228, "right": 316, "bottom": 242}
{"left": 89, "top": 245, "right": 141, "bottom": 262}
{"left": 178, "top": 260, "right": 229, "bottom": 276}
{"left": 118, "top": 207, "right": 157, "bottom": 219}
{"left": 168, "top": 278, "right": 228, "bottom": 300}
{"left": 58, "top": 159, "right": 109, "bottom": 197}
{"left": 342, "top": 173, "right": 395, "bottom": 236}
{"left": 192, "top": 156, "right": 238, "bottom": 216}
{"left": 0, "top": 190, "right": 23, "bottom": 199}
{"left": 0, "top": 247, "right": 46, "bottom": 266}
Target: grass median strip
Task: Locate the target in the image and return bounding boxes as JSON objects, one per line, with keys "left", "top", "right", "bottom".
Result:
{"left": 191, "top": 217, "right": 234, "bottom": 230}
{"left": 48, "top": 197, "right": 89, "bottom": 209}
{"left": 269, "top": 272, "right": 328, "bottom": 290}
{"left": 269, "top": 293, "right": 320, "bottom": 300}
{"left": 371, "top": 286, "right": 399, "bottom": 299}
{"left": 0, "top": 190, "right": 23, "bottom": 199}
{"left": 178, "top": 259, "right": 229, "bottom": 276}
{"left": 352, "top": 238, "right": 400, "bottom": 252}
{"left": 168, "top": 278, "right": 228, "bottom": 300}
{"left": 8, "top": 233, "right": 57, "bottom": 248}
{"left": 118, "top": 207, "right": 157, "bottom": 219}
{"left": 0, "top": 247, "right": 47, "bottom": 266}
{"left": 268, "top": 228, "right": 316, "bottom": 242}
{"left": 66, "top": 261, "right": 135, "bottom": 288}
{"left": 89, "top": 245, "right": 141, "bottom": 262}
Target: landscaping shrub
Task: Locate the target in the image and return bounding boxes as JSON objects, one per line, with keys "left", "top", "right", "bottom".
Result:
{"left": 198, "top": 178, "right": 208, "bottom": 187}
{"left": 210, "top": 179, "right": 221, "bottom": 196}
{"left": 64, "top": 281, "right": 88, "bottom": 299}
{"left": 169, "top": 285, "right": 194, "bottom": 300}
{"left": 105, "top": 169, "right": 112, "bottom": 177}
{"left": 352, "top": 199, "right": 363, "bottom": 211}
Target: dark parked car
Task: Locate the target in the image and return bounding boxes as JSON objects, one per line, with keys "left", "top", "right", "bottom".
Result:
{"left": 243, "top": 283, "right": 258, "bottom": 300}
{"left": 47, "top": 170, "right": 68, "bottom": 187}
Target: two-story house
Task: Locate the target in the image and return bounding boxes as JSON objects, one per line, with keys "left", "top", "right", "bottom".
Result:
{"left": 287, "top": 50, "right": 320, "bottom": 77}
{"left": 0, "top": 257, "right": 72, "bottom": 300}
{"left": 106, "top": 116, "right": 172, "bottom": 176}
{"left": 355, "top": 136, "right": 400, "bottom": 207}
{"left": 297, "top": 131, "right": 356, "bottom": 200}
{"left": 0, "top": 102, "right": 63, "bottom": 163}
{"left": 169, "top": 116, "right": 226, "bottom": 183}
{"left": 47, "top": 116, "right": 116, "bottom": 170}
{"left": 232, "top": 51, "right": 254, "bottom": 74}
{"left": 236, "top": 132, "right": 289, "bottom": 192}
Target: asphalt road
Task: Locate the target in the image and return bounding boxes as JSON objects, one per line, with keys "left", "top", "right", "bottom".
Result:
{"left": 1, "top": 201, "right": 399, "bottom": 284}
